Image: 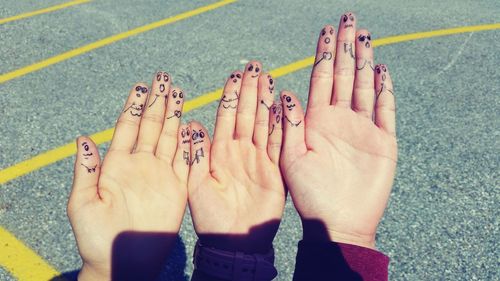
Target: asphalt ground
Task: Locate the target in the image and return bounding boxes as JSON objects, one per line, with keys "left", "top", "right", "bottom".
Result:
{"left": 0, "top": 0, "right": 499, "bottom": 280}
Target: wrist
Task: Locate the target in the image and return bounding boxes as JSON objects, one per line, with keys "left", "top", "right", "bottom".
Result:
{"left": 78, "top": 263, "right": 110, "bottom": 281}
{"left": 301, "top": 219, "right": 376, "bottom": 250}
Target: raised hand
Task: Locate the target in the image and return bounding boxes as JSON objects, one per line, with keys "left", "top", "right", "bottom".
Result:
{"left": 187, "top": 63, "right": 286, "bottom": 253}
{"left": 68, "top": 72, "right": 189, "bottom": 280}
{"left": 280, "top": 13, "right": 397, "bottom": 249}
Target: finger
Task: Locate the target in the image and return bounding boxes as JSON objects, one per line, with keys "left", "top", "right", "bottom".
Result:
{"left": 213, "top": 71, "right": 243, "bottom": 141}
{"left": 136, "top": 71, "right": 170, "bottom": 153}
{"left": 308, "top": 25, "right": 336, "bottom": 109}
{"left": 173, "top": 124, "right": 191, "bottom": 184}
{"left": 71, "top": 136, "right": 101, "bottom": 203}
{"left": 188, "top": 121, "right": 211, "bottom": 192}
{"left": 333, "top": 12, "right": 357, "bottom": 107}
{"left": 280, "top": 91, "right": 307, "bottom": 165}
{"left": 235, "top": 61, "right": 262, "bottom": 139}
{"left": 352, "top": 29, "right": 375, "bottom": 119}
{"left": 267, "top": 101, "right": 283, "bottom": 165}
{"left": 156, "top": 87, "right": 185, "bottom": 162}
{"left": 374, "top": 64, "right": 396, "bottom": 136}
{"left": 253, "top": 73, "right": 275, "bottom": 149}
{"left": 109, "top": 83, "right": 149, "bottom": 152}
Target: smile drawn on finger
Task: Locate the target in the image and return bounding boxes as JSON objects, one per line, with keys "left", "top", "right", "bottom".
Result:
{"left": 80, "top": 163, "right": 96, "bottom": 173}
{"left": 284, "top": 115, "right": 302, "bottom": 127}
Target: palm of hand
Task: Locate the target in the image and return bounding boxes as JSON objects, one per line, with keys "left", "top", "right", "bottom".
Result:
{"left": 189, "top": 139, "right": 285, "bottom": 247}
{"left": 69, "top": 151, "right": 187, "bottom": 268}
{"left": 283, "top": 106, "right": 397, "bottom": 239}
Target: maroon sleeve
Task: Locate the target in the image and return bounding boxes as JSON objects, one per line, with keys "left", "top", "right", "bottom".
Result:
{"left": 293, "top": 240, "right": 389, "bottom": 281}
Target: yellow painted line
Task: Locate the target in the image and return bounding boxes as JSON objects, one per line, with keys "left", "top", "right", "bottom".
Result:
{"left": 0, "top": 0, "right": 91, "bottom": 25}
{"left": 0, "top": 23, "right": 499, "bottom": 187}
{"left": 0, "top": 0, "right": 237, "bottom": 84}
{"left": 0, "top": 226, "right": 61, "bottom": 280}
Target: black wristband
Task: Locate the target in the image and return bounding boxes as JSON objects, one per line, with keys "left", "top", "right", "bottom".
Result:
{"left": 193, "top": 240, "right": 278, "bottom": 281}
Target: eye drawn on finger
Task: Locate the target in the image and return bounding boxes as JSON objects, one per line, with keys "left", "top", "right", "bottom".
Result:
{"left": 375, "top": 65, "right": 394, "bottom": 99}
{"left": 282, "top": 95, "right": 301, "bottom": 127}
{"left": 219, "top": 90, "right": 239, "bottom": 109}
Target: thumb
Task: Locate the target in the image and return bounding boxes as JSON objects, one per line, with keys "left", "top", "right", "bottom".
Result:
{"left": 70, "top": 136, "right": 101, "bottom": 203}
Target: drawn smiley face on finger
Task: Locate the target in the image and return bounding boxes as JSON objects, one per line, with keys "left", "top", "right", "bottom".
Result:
{"left": 81, "top": 142, "right": 93, "bottom": 159}
{"left": 135, "top": 85, "right": 148, "bottom": 97}
{"left": 247, "top": 63, "right": 261, "bottom": 78}
{"left": 181, "top": 127, "right": 191, "bottom": 144}
{"left": 230, "top": 72, "right": 242, "bottom": 83}
{"left": 321, "top": 26, "right": 335, "bottom": 44}
{"left": 156, "top": 71, "right": 170, "bottom": 94}
{"left": 268, "top": 75, "right": 274, "bottom": 93}
{"left": 342, "top": 13, "right": 355, "bottom": 28}
{"left": 191, "top": 129, "right": 205, "bottom": 144}
{"left": 375, "top": 65, "right": 388, "bottom": 80}
{"left": 271, "top": 103, "right": 282, "bottom": 123}
{"left": 358, "top": 33, "right": 372, "bottom": 48}
{"left": 283, "top": 94, "right": 296, "bottom": 111}
{"left": 172, "top": 89, "right": 184, "bottom": 105}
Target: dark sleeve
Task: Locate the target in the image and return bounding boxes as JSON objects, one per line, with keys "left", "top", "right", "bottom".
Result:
{"left": 191, "top": 270, "right": 228, "bottom": 281}
{"left": 293, "top": 240, "right": 389, "bottom": 281}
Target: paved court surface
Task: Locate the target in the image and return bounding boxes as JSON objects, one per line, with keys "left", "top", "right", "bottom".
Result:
{"left": 1, "top": 0, "right": 499, "bottom": 280}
